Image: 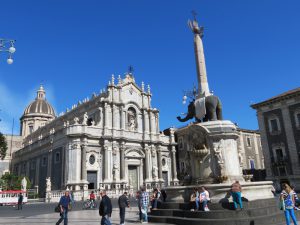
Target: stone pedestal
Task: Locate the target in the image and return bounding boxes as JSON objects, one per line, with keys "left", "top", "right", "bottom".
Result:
{"left": 177, "top": 120, "right": 244, "bottom": 184}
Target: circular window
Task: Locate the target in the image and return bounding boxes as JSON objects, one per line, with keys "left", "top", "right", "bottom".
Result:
{"left": 162, "top": 158, "right": 166, "bottom": 166}
{"left": 89, "top": 154, "right": 95, "bottom": 165}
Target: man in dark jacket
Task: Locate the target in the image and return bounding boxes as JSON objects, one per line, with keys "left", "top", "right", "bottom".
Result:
{"left": 56, "top": 191, "right": 71, "bottom": 225}
{"left": 99, "top": 190, "right": 112, "bottom": 225}
{"left": 17, "top": 193, "right": 23, "bottom": 210}
{"left": 118, "top": 192, "right": 130, "bottom": 225}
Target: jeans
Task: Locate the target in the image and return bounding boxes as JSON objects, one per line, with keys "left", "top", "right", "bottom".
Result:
{"left": 152, "top": 199, "right": 158, "bottom": 208}
{"left": 101, "top": 215, "right": 112, "bottom": 225}
{"left": 119, "top": 207, "right": 126, "bottom": 224}
{"left": 56, "top": 207, "right": 68, "bottom": 225}
{"left": 138, "top": 205, "right": 142, "bottom": 221}
{"left": 202, "top": 200, "right": 208, "bottom": 210}
{"left": 232, "top": 192, "right": 243, "bottom": 209}
{"left": 195, "top": 198, "right": 200, "bottom": 210}
{"left": 284, "top": 208, "right": 298, "bottom": 225}
{"left": 142, "top": 205, "right": 148, "bottom": 222}
{"left": 17, "top": 203, "right": 22, "bottom": 210}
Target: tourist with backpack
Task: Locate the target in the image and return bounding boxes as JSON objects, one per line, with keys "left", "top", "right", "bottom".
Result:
{"left": 280, "top": 183, "right": 298, "bottom": 225}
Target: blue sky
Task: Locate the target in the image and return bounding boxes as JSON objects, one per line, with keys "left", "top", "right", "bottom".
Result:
{"left": 0, "top": 0, "right": 299, "bottom": 134}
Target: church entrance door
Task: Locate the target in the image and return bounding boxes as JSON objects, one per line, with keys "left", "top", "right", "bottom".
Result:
{"left": 87, "top": 171, "right": 97, "bottom": 189}
{"left": 162, "top": 171, "right": 168, "bottom": 188}
{"left": 128, "top": 166, "right": 138, "bottom": 191}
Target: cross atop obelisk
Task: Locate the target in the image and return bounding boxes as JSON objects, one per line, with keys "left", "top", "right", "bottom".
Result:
{"left": 188, "top": 12, "right": 210, "bottom": 97}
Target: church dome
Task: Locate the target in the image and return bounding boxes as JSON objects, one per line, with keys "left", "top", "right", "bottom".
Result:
{"left": 23, "top": 85, "right": 56, "bottom": 117}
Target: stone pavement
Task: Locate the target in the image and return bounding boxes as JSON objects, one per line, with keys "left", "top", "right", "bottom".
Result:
{"left": 0, "top": 202, "right": 170, "bottom": 225}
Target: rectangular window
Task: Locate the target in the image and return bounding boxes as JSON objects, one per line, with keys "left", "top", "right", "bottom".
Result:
{"left": 55, "top": 152, "right": 60, "bottom": 163}
{"left": 276, "top": 149, "right": 284, "bottom": 160}
{"left": 29, "top": 126, "right": 34, "bottom": 134}
{"left": 246, "top": 137, "right": 251, "bottom": 147}
{"left": 249, "top": 159, "right": 255, "bottom": 170}
{"left": 297, "top": 113, "right": 300, "bottom": 126}
{"left": 270, "top": 119, "right": 279, "bottom": 132}
{"left": 42, "top": 156, "right": 47, "bottom": 166}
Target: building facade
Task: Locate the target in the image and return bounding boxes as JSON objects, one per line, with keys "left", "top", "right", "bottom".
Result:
{"left": 0, "top": 135, "right": 23, "bottom": 176}
{"left": 252, "top": 87, "right": 300, "bottom": 190}
{"left": 11, "top": 73, "right": 178, "bottom": 196}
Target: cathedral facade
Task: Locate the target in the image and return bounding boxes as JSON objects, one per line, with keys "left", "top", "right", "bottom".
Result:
{"left": 11, "top": 73, "right": 178, "bottom": 195}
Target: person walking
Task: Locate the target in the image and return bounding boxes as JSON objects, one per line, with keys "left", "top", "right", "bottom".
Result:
{"left": 231, "top": 181, "right": 243, "bottom": 210}
{"left": 56, "top": 191, "right": 71, "bottom": 225}
{"left": 118, "top": 192, "right": 130, "bottom": 225}
{"left": 136, "top": 190, "right": 143, "bottom": 223}
{"left": 199, "top": 186, "right": 210, "bottom": 211}
{"left": 90, "top": 191, "right": 96, "bottom": 208}
{"left": 280, "top": 183, "right": 298, "bottom": 225}
{"left": 140, "top": 186, "right": 149, "bottom": 223}
{"left": 17, "top": 193, "right": 23, "bottom": 210}
{"left": 99, "top": 190, "right": 112, "bottom": 225}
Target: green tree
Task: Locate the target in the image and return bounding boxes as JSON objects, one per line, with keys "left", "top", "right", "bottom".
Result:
{"left": 0, "top": 174, "right": 31, "bottom": 190}
{"left": 0, "top": 132, "right": 8, "bottom": 160}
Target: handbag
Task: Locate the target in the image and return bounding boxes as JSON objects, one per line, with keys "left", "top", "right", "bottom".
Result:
{"left": 54, "top": 204, "right": 61, "bottom": 213}
{"left": 279, "top": 199, "right": 285, "bottom": 211}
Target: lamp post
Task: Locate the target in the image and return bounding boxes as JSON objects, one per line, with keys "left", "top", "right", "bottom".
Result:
{"left": 0, "top": 39, "right": 16, "bottom": 64}
{"left": 182, "top": 85, "right": 198, "bottom": 104}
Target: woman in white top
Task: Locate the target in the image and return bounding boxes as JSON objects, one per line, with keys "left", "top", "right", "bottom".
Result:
{"left": 199, "top": 186, "right": 210, "bottom": 211}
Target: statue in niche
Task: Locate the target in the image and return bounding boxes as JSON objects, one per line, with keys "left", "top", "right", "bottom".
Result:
{"left": 21, "top": 177, "right": 27, "bottom": 191}
{"left": 46, "top": 177, "right": 51, "bottom": 192}
{"left": 112, "top": 163, "right": 119, "bottom": 180}
{"left": 152, "top": 166, "right": 158, "bottom": 179}
{"left": 82, "top": 112, "right": 88, "bottom": 125}
{"left": 74, "top": 117, "right": 79, "bottom": 125}
{"left": 151, "top": 148, "right": 156, "bottom": 158}
{"left": 213, "top": 141, "right": 224, "bottom": 165}
{"left": 127, "top": 108, "right": 137, "bottom": 131}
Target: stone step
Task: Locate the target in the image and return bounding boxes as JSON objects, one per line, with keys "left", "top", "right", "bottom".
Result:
{"left": 160, "top": 198, "right": 277, "bottom": 210}
{"left": 149, "top": 212, "right": 286, "bottom": 225}
{"left": 151, "top": 205, "right": 280, "bottom": 219}
{"left": 149, "top": 210, "right": 300, "bottom": 225}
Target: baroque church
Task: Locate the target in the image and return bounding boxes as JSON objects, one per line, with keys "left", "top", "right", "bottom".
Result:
{"left": 10, "top": 72, "right": 178, "bottom": 195}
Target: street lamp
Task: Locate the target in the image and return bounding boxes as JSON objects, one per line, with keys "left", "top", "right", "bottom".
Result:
{"left": 182, "top": 85, "right": 198, "bottom": 104}
{"left": 0, "top": 39, "right": 16, "bottom": 64}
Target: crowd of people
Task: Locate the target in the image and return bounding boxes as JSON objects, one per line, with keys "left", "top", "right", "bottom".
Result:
{"left": 53, "top": 181, "right": 300, "bottom": 225}
{"left": 55, "top": 186, "right": 166, "bottom": 225}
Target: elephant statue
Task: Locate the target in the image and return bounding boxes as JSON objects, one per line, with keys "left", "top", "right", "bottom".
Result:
{"left": 177, "top": 95, "right": 223, "bottom": 122}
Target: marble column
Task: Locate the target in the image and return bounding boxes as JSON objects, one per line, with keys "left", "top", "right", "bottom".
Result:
{"left": 157, "top": 148, "right": 163, "bottom": 181}
{"left": 103, "top": 146, "right": 109, "bottom": 182}
{"left": 104, "top": 103, "right": 109, "bottom": 129}
{"left": 171, "top": 147, "right": 178, "bottom": 182}
{"left": 120, "top": 106, "right": 124, "bottom": 130}
{"left": 139, "top": 158, "right": 144, "bottom": 187}
{"left": 143, "top": 110, "right": 149, "bottom": 134}
{"left": 47, "top": 149, "right": 52, "bottom": 178}
{"left": 120, "top": 145, "right": 125, "bottom": 181}
{"left": 35, "top": 158, "right": 40, "bottom": 186}
{"left": 145, "top": 148, "right": 150, "bottom": 181}
{"left": 81, "top": 144, "right": 87, "bottom": 181}
{"left": 189, "top": 18, "right": 210, "bottom": 96}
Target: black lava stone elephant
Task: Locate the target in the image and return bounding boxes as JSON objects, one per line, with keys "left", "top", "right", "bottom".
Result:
{"left": 177, "top": 95, "right": 223, "bottom": 122}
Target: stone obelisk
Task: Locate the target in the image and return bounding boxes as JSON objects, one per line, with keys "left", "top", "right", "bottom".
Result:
{"left": 188, "top": 18, "right": 210, "bottom": 97}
